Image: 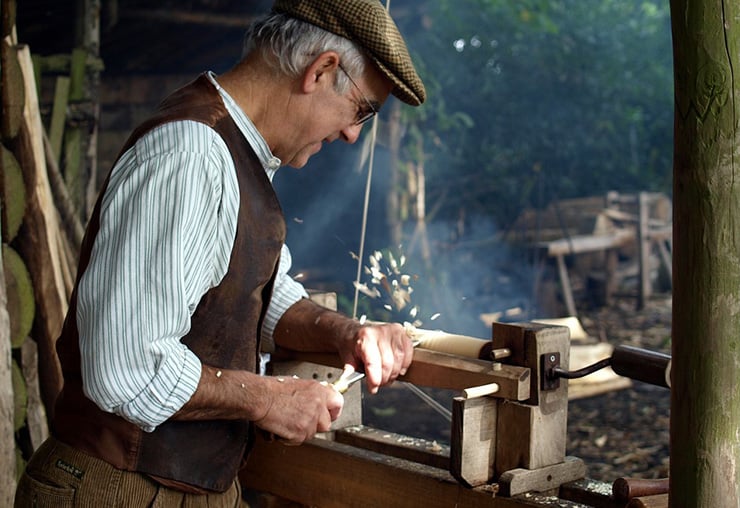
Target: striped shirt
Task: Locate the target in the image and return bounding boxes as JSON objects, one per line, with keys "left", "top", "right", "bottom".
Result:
{"left": 76, "top": 72, "right": 307, "bottom": 432}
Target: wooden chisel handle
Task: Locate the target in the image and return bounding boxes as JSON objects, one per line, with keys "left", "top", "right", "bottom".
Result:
{"left": 610, "top": 345, "right": 671, "bottom": 388}
{"left": 613, "top": 477, "right": 669, "bottom": 501}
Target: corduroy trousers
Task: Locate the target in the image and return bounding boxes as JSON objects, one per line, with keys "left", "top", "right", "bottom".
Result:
{"left": 14, "top": 437, "right": 245, "bottom": 508}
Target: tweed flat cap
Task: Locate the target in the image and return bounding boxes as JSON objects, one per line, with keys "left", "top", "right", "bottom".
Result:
{"left": 272, "top": 0, "right": 426, "bottom": 106}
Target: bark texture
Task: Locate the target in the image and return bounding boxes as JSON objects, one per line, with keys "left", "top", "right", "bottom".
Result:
{"left": 670, "top": 0, "right": 740, "bottom": 505}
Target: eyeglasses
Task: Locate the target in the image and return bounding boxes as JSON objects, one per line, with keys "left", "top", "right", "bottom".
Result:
{"left": 338, "top": 63, "right": 378, "bottom": 125}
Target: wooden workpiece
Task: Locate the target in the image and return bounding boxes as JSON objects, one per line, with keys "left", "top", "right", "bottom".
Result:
{"left": 273, "top": 347, "right": 531, "bottom": 401}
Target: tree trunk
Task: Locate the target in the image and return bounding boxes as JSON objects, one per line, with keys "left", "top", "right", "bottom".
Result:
{"left": 670, "top": 0, "right": 740, "bottom": 506}
{"left": 386, "top": 100, "right": 403, "bottom": 247}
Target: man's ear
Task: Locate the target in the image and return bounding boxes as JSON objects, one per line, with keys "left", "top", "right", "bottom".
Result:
{"left": 302, "top": 51, "right": 340, "bottom": 94}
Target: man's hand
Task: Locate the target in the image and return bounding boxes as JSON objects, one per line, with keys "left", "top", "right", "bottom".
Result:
{"left": 172, "top": 366, "right": 343, "bottom": 445}
{"left": 338, "top": 322, "right": 414, "bottom": 394}
{"left": 273, "top": 298, "right": 415, "bottom": 394}
{"left": 254, "top": 376, "right": 344, "bottom": 445}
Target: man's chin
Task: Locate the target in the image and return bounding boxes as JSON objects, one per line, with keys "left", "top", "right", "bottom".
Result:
{"left": 287, "top": 159, "right": 309, "bottom": 169}
{"left": 288, "top": 143, "right": 322, "bottom": 168}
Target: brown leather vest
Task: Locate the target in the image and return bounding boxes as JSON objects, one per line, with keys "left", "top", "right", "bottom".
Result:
{"left": 53, "top": 74, "right": 286, "bottom": 492}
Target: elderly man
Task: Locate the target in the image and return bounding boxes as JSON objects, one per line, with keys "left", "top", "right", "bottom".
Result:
{"left": 14, "top": 0, "right": 425, "bottom": 506}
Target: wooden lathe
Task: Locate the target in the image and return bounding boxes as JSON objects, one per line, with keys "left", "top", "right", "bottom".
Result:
{"left": 239, "top": 318, "right": 670, "bottom": 508}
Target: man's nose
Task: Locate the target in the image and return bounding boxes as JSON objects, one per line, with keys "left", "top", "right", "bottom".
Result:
{"left": 341, "top": 123, "right": 363, "bottom": 144}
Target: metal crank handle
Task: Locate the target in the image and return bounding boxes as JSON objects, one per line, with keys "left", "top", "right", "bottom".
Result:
{"left": 548, "top": 344, "right": 671, "bottom": 389}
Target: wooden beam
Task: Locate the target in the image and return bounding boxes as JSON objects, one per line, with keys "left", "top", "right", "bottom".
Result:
{"left": 636, "top": 192, "right": 651, "bottom": 309}
{"left": 13, "top": 44, "right": 68, "bottom": 417}
{"left": 273, "top": 348, "right": 531, "bottom": 401}
{"left": 450, "top": 395, "right": 497, "bottom": 487}
{"left": 539, "top": 229, "right": 634, "bottom": 257}
{"left": 48, "top": 76, "right": 70, "bottom": 167}
{"left": 121, "top": 9, "right": 257, "bottom": 28}
{"left": 334, "top": 425, "right": 449, "bottom": 470}
{"left": 497, "top": 457, "right": 587, "bottom": 498}
{"left": 555, "top": 254, "right": 577, "bottom": 317}
{"left": 241, "top": 434, "right": 579, "bottom": 508}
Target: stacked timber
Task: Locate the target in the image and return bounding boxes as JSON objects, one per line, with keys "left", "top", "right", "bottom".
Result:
{"left": 1, "top": 2, "right": 83, "bottom": 502}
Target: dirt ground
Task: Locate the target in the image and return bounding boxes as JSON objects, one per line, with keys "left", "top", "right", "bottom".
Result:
{"left": 361, "top": 294, "right": 672, "bottom": 484}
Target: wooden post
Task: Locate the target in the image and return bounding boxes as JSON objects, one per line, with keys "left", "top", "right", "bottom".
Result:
{"left": 490, "top": 323, "right": 584, "bottom": 496}
{"left": 450, "top": 395, "right": 497, "bottom": 487}
{"left": 670, "top": 0, "right": 740, "bottom": 506}
{"left": 555, "top": 254, "right": 577, "bottom": 317}
{"left": 636, "top": 192, "right": 651, "bottom": 309}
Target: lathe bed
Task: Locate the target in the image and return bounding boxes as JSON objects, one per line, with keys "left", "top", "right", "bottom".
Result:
{"left": 240, "top": 321, "right": 669, "bottom": 508}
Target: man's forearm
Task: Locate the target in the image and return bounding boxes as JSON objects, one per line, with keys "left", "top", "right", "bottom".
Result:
{"left": 272, "top": 297, "right": 362, "bottom": 352}
{"left": 172, "top": 361, "right": 343, "bottom": 443}
{"left": 172, "top": 300, "right": 358, "bottom": 425}
{"left": 172, "top": 365, "right": 269, "bottom": 422}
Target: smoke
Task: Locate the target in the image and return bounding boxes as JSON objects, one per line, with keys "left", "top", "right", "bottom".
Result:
{"left": 273, "top": 143, "right": 535, "bottom": 340}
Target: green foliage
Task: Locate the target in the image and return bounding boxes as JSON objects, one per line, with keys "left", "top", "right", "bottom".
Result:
{"left": 404, "top": 0, "right": 674, "bottom": 228}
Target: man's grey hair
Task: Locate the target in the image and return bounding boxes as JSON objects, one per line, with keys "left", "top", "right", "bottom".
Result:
{"left": 243, "top": 13, "right": 367, "bottom": 94}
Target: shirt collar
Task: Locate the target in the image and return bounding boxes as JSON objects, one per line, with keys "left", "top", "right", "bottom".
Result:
{"left": 205, "top": 71, "right": 282, "bottom": 180}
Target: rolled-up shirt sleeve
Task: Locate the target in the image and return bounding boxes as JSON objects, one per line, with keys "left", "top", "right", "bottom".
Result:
{"left": 260, "top": 244, "right": 308, "bottom": 352}
{"left": 76, "top": 122, "right": 236, "bottom": 432}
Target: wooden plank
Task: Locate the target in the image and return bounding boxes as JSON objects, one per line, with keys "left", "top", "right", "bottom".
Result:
{"left": 63, "top": 48, "right": 87, "bottom": 214}
{"left": 335, "top": 425, "right": 449, "bottom": 470}
{"left": 13, "top": 44, "right": 68, "bottom": 416}
{"left": 404, "top": 349, "right": 530, "bottom": 400}
{"left": 498, "top": 457, "right": 587, "bottom": 497}
{"left": 450, "top": 395, "right": 497, "bottom": 487}
{"left": 49, "top": 76, "right": 70, "bottom": 166}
